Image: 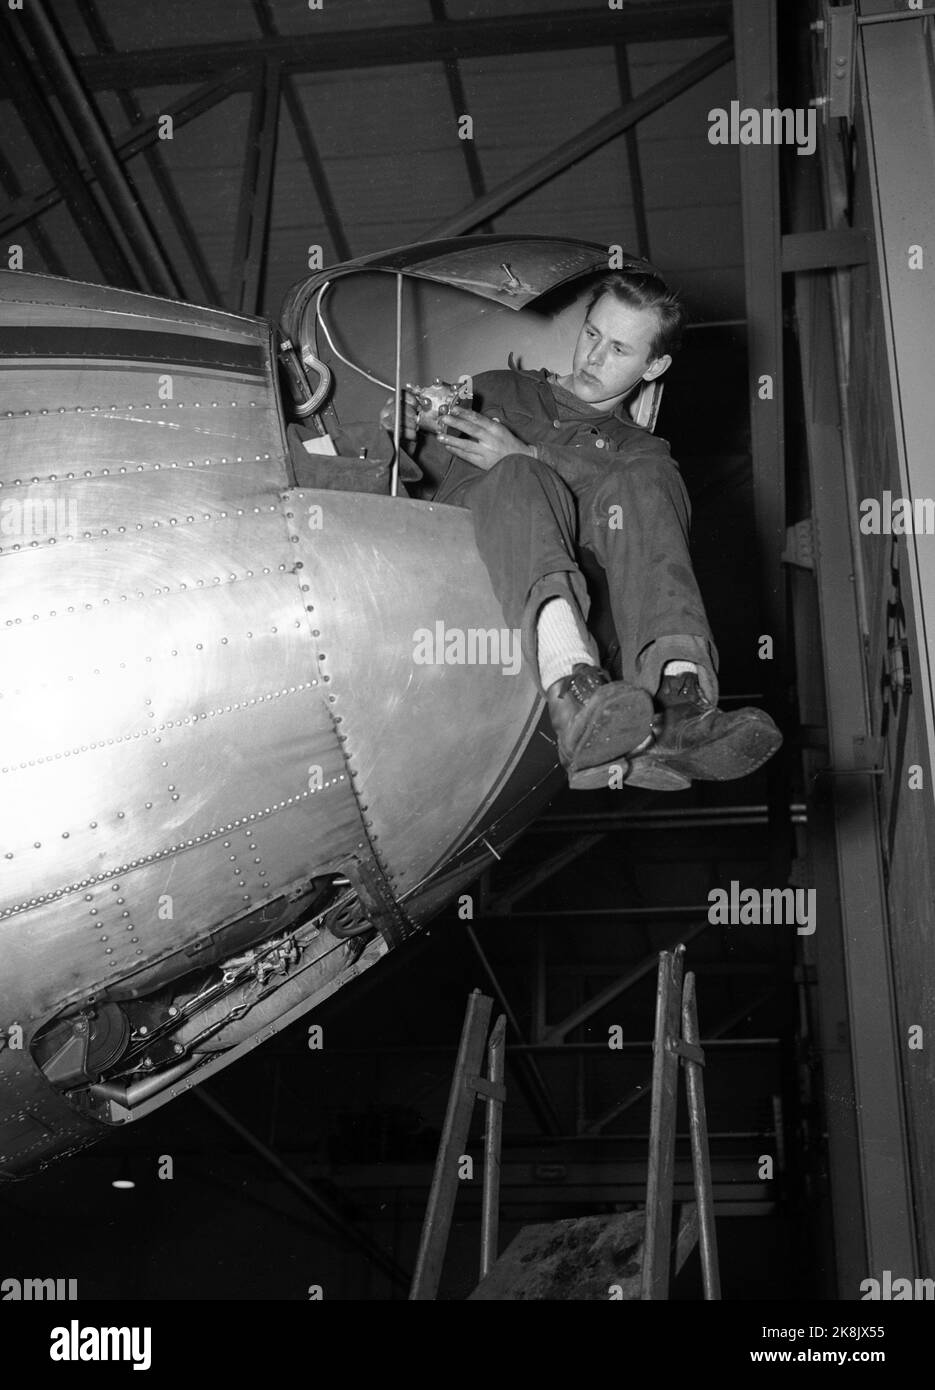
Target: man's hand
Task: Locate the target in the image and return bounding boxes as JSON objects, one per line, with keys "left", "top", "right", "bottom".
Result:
{"left": 379, "top": 388, "right": 420, "bottom": 443}
{"left": 437, "top": 407, "right": 534, "bottom": 471}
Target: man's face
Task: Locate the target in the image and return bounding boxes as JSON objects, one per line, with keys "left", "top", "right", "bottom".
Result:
{"left": 569, "top": 293, "right": 671, "bottom": 409}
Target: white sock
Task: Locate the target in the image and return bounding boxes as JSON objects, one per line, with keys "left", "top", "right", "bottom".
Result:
{"left": 663, "top": 661, "right": 699, "bottom": 676}
{"left": 536, "top": 598, "right": 594, "bottom": 690}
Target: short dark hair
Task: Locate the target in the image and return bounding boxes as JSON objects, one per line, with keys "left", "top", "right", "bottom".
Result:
{"left": 586, "top": 272, "right": 685, "bottom": 359}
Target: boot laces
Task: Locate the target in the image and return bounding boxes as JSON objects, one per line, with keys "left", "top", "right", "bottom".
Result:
{"left": 660, "top": 672, "right": 699, "bottom": 703}
{"left": 659, "top": 671, "right": 715, "bottom": 714}
{"left": 566, "top": 665, "right": 608, "bottom": 705}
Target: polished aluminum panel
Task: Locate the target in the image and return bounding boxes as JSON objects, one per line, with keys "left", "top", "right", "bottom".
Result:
{"left": 0, "top": 401, "right": 276, "bottom": 483}
{"left": 288, "top": 490, "right": 545, "bottom": 896}
{"left": 0, "top": 281, "right": 370, "bottom": 1040}
{"left": 0, "top": 793, "right": 357, "bottom": 1024}
{"left": 0, "top": 498, "right": 363, "bottom": 1017}
{"left": 0, "top": 505, "right": 288, "bottom": 626}
{"left": 0, "top": 368, "right": 266, "bottom": 416}
{"left": 0, "top": 268, "right": 263, "bottom": 336}
{"left": 0, "top": 472, "right": 284, "bottom": 554}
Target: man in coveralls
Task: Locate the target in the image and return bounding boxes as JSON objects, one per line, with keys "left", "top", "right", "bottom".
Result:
{"left": 382, "top": 269, "right": 782, "bottom": 791}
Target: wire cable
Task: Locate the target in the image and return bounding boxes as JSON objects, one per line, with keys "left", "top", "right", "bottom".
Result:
{"left": 391, "top": 271, "right": 403, "bottom": 497}
{"left": 315, "top": 280, "right": 394, "bottom": 391}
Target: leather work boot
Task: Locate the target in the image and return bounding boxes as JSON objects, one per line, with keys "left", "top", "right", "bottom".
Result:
{"left": 546, "top": 664, "right": 655, "bottom": 774}
{"left": 569, "top": 757, "right": 690, "bottom": 792}
{"left": 631, "top": 671, "right": 782, "bottom": 782}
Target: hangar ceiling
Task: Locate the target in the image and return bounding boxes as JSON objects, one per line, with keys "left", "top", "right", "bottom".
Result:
{"left": 0, "top": 0, "right": 742, "bottom": 322}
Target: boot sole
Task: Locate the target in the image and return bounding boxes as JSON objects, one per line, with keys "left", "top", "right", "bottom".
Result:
{"left": 622, "top": 757, "right": 692, "bottom": 791}
{"left": 566, "top": 686, "right": 655, "bottom": 773}
{"left": 569, "top": 757, "right": 690, "bottom": 792}
{"left": 655, "top": 714, "right": 782, "bottom": 781}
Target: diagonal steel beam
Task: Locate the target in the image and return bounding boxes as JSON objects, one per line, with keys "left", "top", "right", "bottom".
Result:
{"left": 251, "top": 0, "right": 350, "bottom": 263}
{"left": 543, "top": 921, "right": 710, "bottom": 1045}
{"left": 19, "top": 0, "right": 179, "bottom": 297}
{"left": 0, "top": 141, "right": 66, "bottom": 276}
{"left": 488, "top": 833, "right": 607, "bottom": 915}
{"left": 74, "top": 0, "right": 221, "bottom": 304}
{"left": 429, "top": 0, "right": 491, "bottom": 233}
{"left": 614, "top": 44, "right": 651, "bottom": 259}
{"left": 72, "top": 6, "right": 733, "bottom": 90}
{"left": 281, "top": 83, "right": 351, "bottom": 264}
{"left": 0, "top": 69, "right": 251, "bottom": 245}
{"left": 583, "top": 987, "right": 778, "bottom": 1136}
{"left": 195, "top": 1088, "right": 409, "bottom": 1289}
{"left": 0, "top": 10, "right": 138, "bottom": 287}
{"left": 228, "top": 60, "right": 281, "bottom": 314}
{"left": 425, "top": 39, "right": 733, "bottom": 238}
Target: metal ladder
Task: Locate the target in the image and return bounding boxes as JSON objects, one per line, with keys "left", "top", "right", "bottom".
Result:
{"left": 411, "top": 946, "right": 721, "bottom": 1300}
{"left": 642, "top": 944, "right": 720, "bottom": 1300}
{"left": 409, "top": 990, "right": 505, "bottom": 1300}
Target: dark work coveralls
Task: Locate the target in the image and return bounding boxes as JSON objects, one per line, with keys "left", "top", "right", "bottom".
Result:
{"left": 414, "top": 367, "right": 719, "bottom": 701}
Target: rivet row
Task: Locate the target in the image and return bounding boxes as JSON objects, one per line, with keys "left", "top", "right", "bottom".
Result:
{"left": 2, "top": 562, "right": 293, "bottom": 627}
{"left": 0, "top": 504, "right": 281, "bottom": 554}
{"left": 1, "top": 682, "right": 316, "bottom": 772}
{"left": 1, "top": 777, "right": 347, "bottom": 914}
{"left": 0, "top": 451, "right": 272, "bottom": 486}
{"left": 2, "top": 399, "right": 261, "bottom": 421}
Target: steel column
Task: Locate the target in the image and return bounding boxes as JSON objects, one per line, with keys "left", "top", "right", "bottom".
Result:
{"left": 251, "top": 0, "right": 351, "bottom": 263}
{"left": 794, "top": 219, "right": 917, "bottom": 1277}
{"left": 859, "top": 6, "right": 935, "bottom": 796}
{"left": 732, "top": 0, "right": 787, "bottom": 654}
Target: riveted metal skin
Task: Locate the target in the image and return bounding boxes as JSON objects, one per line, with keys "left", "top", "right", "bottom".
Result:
{"left": 0, "top": 272, "right": 381, "bottom": 1176}
{"left": 0, "top": 246, "right": 619, "bottom": 1178}
{"left": 288, "top": 489, "right": 555, "bottom": 899}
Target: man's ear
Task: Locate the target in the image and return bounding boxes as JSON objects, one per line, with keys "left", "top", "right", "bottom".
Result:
{"left": 642, "top": 354, "right": 672, "bottom": 382}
